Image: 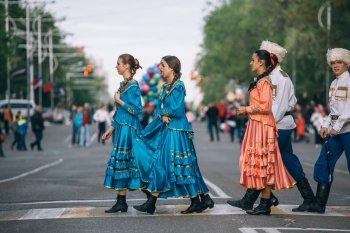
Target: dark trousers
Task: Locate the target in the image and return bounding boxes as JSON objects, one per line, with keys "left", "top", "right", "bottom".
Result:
{"left": 98, "top": 122, "right": 106, "bottom": 143}
{"left": 31, "top": 131, "right": 43, "bottom": 149}
{"left": 278, "top": 129, "right": 305, "bottom": 182}
{"left": 4, "top": 121, "right": 10, "bottom": 134}
{"left": 314, "top": 132, "right": 350, "bottom": 183}
{"left": 208, "top": 121, "right": 220, "bottom": 141}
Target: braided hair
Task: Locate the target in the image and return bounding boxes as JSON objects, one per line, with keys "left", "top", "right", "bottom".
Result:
{"left": 248, "top": 49, "right": 277, "bottom": 92}
{"left": 118, "top": 54, "right": 142, "bottom": 92}
{"left": 162, "top": 55, "right": 182, "bottom": 93}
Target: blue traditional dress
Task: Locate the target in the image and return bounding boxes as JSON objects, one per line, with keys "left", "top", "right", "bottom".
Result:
{"left": 104, "top": 80, "right": 144, "bottom": 190}
{"left": 134, "top": 80, "right": 209, "bottom": 198}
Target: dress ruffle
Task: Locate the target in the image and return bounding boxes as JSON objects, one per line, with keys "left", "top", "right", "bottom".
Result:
{"left": 104, "top": 122, "right": 144, "bottom": 190}
{"left": 240, "top": 119, "right": 296, "bottom": 190}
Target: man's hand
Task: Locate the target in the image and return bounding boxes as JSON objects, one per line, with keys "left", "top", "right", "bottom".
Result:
{"left": 329, "top": 129, "right": 338, "bottom": 137}
{"left": 320, "top": 127, "right": 329, "bottom": 138}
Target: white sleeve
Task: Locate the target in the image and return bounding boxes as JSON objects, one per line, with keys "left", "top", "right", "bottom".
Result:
{"left": 272, "top": 79, "right": 290, "bottom": 123}
{"left": 332, "top": 84, "right": 350, "bottom": 132}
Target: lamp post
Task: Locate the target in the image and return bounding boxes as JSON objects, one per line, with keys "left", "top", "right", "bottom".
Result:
{"left": 318, "top": 1, "right": 331, "bottom": 105}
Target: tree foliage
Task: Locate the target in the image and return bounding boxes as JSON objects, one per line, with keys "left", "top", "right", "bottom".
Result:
{"left": 0, "top": 2, "right": 108, "bottom": 107}
{"left": 197, "top": 0, "right": 350, "bottom": 105}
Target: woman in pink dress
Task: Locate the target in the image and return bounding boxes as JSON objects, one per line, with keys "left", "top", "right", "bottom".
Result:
{"left": 237, "top": 49, "right": 296, "bottom": 215}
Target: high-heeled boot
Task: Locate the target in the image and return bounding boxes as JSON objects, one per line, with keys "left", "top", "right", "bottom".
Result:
{"left": 246, "top": 197, "right": 271, "bottom": 215}
{"left": 133, "top": 195, "right": 157, "bottom": 214}
{"left": 105, "top": 195, "right": 128, "bottom": 213}
{"left": 200, "top": 193, "right": 214, "bottom": 211}
{"left": 181, "top": 196, "right": 203, "bottom": 214}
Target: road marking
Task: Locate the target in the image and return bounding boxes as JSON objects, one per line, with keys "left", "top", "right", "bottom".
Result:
{"left": 0, "top": 204, "right": 348, "bottom": 221}
{"left": 19, "top": 208, "right": 66, "bottom": 220}
{"left": 0, "top": 159, "right": 63, "bottom": 184}
{"left": 203, "top": 177, "right": 231, "bottom": 198}
{"left": 304, "top": 162, "right": 348, "bottom": 175}
{"left": 239, "top": 228, "right": 350, "bottom": 232}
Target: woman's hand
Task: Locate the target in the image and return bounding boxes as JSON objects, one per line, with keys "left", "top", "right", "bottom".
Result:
{"left": 102, "top": 127, "right": 114, "bottom": 140}
{"left": 237, "top": 106, "right": 247, "bottom": 115}
{"left": 162, "top": 116, "right": 171, "bottom": 124}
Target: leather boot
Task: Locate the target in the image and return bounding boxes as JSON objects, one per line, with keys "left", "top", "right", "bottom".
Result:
{"left": 227, "top": 189, "right": 260, "bottom": 210}
{"left": 200, "top": 193, "right": 214, "bottom": 211}
{"left": 246, "top": 197, "right": 271, "bottom": 215}
{"left": 292, "top": 177, "right": 315, "bottom": 212}
{"left": 141, "top": 189, "right": 151, "bottom": 200}
{"left": 105, "top": 195, "right": 128, "bottom": 213}
{"left": 133, "top": 195, "right": 157, "bottom": 214}
{"left": 310, "top": 183, "right": 331, "bottom": 214}
{"left": 269, "top": 192, "right": 279, "bottom": 207}
{"left": 181, "top": 196, "right": 203, "bottom": 214}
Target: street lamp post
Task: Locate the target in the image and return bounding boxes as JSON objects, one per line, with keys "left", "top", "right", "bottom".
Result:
{"left": 318, "top": 1, "right": 331, "bottom": 105}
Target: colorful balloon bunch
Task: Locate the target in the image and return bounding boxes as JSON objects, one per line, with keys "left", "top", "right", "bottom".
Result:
{"left": 139, "top": 64, "right": 165, "bottom": 108}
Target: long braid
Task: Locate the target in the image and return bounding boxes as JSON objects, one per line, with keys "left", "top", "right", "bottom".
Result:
{"left": 162, "top": 56, "right": 182, "bottom": 95}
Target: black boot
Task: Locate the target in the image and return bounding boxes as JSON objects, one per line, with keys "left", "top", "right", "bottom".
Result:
{"left": 200, "top": 193, "right": 214, "bottom": 211}
{"left": 292, "top": 177, "right": 315, "bottom": 212}
{"left": 141, "top": 189, "right": 151, "bottom": 200}
{"left": 181, "top": 196, "right": 203, "bottom": 214}
{"left": 269, "top": 192, "right": 279, "bottom": 207}
{"left": 133, "top": 195, "right": 157, "bottom": 214}
{"left": 246, "top": 198, "right": 271, "bottom": 215}
{"left": 310, "top": 183, "right": 331, "bottom": 214}
{"left": 227, "top": 189, "right": 260, "bottom": 210}
{"left": 105, "top": 195, "right": 128, "bottom": 213}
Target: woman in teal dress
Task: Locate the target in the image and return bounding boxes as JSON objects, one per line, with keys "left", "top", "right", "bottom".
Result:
{"left": 102, "top": 54, "right": 144, "bottom": 213}
{"left": 133, "top": 55, "right": 214, "bottom": 214}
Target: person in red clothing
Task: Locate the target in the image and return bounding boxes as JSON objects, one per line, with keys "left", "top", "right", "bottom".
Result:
{"left": 295, "top": 111, "right": 305, "bottom": 142}
{"left": 217, "top": 100, "right": 227, "bottom": 124}
{"left": 2, "top": 104, "right": 13, "bottom": 134}
{"left": 79, "top": 103, "right": 93, "bottom": 147}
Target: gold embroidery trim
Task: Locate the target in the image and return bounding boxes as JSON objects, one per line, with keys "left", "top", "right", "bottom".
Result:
{"left": 127, "top": 108, "right": 135, "bottom": 115}
{"left": 251, "top": 106, "right": 261, "bottom": 113}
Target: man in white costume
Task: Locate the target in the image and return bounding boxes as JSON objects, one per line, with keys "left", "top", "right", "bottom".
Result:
{"left": 312, "top": 48, "right": 350, "bottom": 214}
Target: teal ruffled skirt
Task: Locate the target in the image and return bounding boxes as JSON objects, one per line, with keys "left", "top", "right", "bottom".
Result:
{"left": 134, "top": 118, "right": 209, "bottom": 198}
{"left": 104, "top": 123, "right": 144, "bottom": 190}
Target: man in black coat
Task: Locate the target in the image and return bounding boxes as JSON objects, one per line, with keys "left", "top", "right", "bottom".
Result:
{"left": 30, "top": 106, "right": 45, "bottom": 151}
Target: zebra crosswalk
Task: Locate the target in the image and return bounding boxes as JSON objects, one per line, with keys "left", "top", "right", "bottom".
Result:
{"left": 1, "top": 204, "right": 349, "bottom": 221}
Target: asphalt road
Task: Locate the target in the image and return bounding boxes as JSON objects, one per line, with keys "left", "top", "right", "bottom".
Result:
{"left": 0, "top": 121, "right": 349, "bottom": 233}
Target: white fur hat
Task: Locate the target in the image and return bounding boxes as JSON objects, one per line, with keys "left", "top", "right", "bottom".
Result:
{"left": 326, "top": 48, "right": 350, "bottom": 67}
{"left": 260, "top": 40, "right": 287, "bottom": 63}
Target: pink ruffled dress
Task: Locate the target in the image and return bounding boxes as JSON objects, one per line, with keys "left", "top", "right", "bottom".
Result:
{"left": 240, "top": 77, "right": 296, "bottom": 190}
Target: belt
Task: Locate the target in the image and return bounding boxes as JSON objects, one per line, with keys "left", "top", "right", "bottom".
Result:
{"left": 284, "top": 111, "right": 292, "bottom": 117}
{"left": 331, "top": 115, "right": 339, "bottom": 120}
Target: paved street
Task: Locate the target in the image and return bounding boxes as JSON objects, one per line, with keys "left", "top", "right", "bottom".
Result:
{"left": 0, "top": 122, "right": 349, "bottom": 233}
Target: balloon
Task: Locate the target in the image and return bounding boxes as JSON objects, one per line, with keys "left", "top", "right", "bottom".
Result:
{"left": 153, "top": 73, "right": 161, "bottom": 81}
{"left": 142, "top": 74, "right": 150, "bottom": 82}
{"left": 141, "top": 84, "right": 150, "bottom": 93}
{"left": 148, "top": 91, "right": 154, "bottom": 97}
{"left": 150, "top": 78, "right": 157, "bottom": 86}
{"left": 151, "top": 86, "right": 158, "bottom": 93}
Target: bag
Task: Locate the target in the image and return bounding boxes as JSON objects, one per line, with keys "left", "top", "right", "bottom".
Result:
{"left": 227, "top": 120, "right": 236, "bottom": 127}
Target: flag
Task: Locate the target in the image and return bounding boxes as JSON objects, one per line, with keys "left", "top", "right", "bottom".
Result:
{"left": 32, "top": 79, "right": 42, "bottom": 89}
{"left": 10, "top": 68, "right": 26, "bottom": 78}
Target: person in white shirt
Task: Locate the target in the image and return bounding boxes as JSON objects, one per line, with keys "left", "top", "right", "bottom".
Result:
{"left": 227, "top": 41, "right": 315, "bottom": 212}
{"left": 311, "top": 48, "right": 350, "bottom": 214}
{"left": 93, "top": 104, "right": 111, "bottom": 144}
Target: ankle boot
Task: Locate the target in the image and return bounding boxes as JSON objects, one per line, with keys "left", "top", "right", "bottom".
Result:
{"left": 310, "top": 183, "right": 331, "bottom": 214}
{"left": 105, "top": 195, "right": 128, "bottom": 213}
{"left": 141, "top": 189, "right": 151, "bottom": 199}
{"left": 227, "top": 189, "right": 260, "bottom": 210}
{"left": 292, "top": 177, "right": 315, "bottom": 212}
{"left": 246, "top": 198, "right": 271, "bottom": 215}
{"left": 269, "top": 192, "right": 279, "bottom": 207}
{"left": 133, "top": 195, "right": 157, "bottom": 214}
{"left": 181, "top": 196, "right": 203, "bottom": 214}
{"left": 200, "top": 193, "right": 214, "bottom": 211}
